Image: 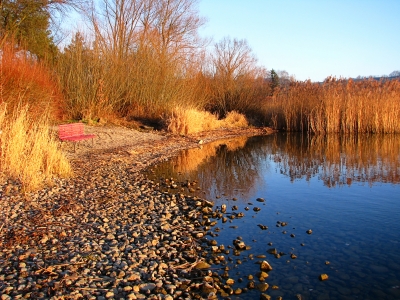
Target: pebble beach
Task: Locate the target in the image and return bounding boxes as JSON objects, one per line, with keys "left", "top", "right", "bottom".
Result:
{"left": 0, "top": 126, "right": 274, "bottom": 299}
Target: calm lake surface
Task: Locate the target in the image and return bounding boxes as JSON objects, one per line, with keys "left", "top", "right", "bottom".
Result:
{"left": 147, "top": 133, "right": 400, "bottom": 300}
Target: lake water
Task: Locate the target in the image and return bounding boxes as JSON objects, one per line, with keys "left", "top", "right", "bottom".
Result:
{"left": 146, "top": 133, "right": 400, "bottom": 299}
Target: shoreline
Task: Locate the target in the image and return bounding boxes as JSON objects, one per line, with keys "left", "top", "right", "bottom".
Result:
{"left": 67, "top": 125, "right": 275, "bottom": 175}
{"left": 0, "top": 126, "right": 275, "bottom": 299}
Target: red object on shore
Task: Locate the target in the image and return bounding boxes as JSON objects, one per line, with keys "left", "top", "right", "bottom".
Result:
{"left": 58, "top": 123, "right": 96, "bottom": 151}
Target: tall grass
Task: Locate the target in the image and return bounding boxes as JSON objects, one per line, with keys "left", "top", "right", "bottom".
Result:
{"left": 0, "top": 43, "right": 72, "bottom": 191}
{"left": 0, "top": 105, "right": 72, "bottom": 191}
{"left": 266, "top": 77, "right": 400, "bottom": 133}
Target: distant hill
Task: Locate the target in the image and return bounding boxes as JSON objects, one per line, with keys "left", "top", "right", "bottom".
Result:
{"left": 353, "top": 75, "right": 400, "bottom": 81}
{"left": 353, "top": 71, "right": 400, "bottom": 81}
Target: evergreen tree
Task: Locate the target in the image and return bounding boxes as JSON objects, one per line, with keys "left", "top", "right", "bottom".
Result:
{"left": 270, "top": 68, "right": 280, "bottom": 94}
{"left": 1, "top": 0, "right": 57, "bottom": 59}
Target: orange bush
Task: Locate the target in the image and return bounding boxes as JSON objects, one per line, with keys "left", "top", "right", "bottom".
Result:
{"left": 0, "top": 42, "right": 64, "bottom": 121}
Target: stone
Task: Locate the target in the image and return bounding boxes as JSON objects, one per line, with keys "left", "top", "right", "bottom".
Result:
{"left": 260, "top": 260, "right": 273, "bottom": 271}
{"left": 257, "top": 271, "right": 269, "bottom": 280}
{"left": 260, "top": 293, "right": 271, "bottom": 300}
{"left": 194, "top": 261, "right": 211, "bottom": 269}
{"left": 139, "top": 283, "right": 156, "bottom": 292}
{"left": 247, "top": 281, "right": 255, "bottom": 289}
{"left": 258, "top": 282, "right": 269, "bottom": 292}
{"left": 105, "top": 291, "right": 114, "bottom": 298}
{"left": 202, "top": 283, "right": 216, "bottom": 294}
{"left": 234, "top": 241, "right": 246, "bottom": 250}
{"left": 319, "top": 274, "right": 329, "bottom": 281}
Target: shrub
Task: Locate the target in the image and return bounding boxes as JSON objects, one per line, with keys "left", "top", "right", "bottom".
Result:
{"left": 0, "top": 42, "right": 64, "bottom": 121}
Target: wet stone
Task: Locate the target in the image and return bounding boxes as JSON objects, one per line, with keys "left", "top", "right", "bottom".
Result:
{"left": 319, "top": 274, "right": 329, "bottom": 281}
{"left": 260, "top": 293, "right": 271, "bottom": 300}
{"left": 260, "top": 260, "right": 273, "bottom": 271}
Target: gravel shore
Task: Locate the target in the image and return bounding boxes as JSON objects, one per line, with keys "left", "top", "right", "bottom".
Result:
{"left": 0, "top": 126, "right": 274, "bottom": 299}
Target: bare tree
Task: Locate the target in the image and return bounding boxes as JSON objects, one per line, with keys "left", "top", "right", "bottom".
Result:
{"left": 63, "top": 0, "right": 207, "bottom": 118}
{"left": 89, "top": 0, "right": 144, "bottom": 59}
{"left": 209, "top": 37, "right": 267, "bottom": 116}
{"left": 212, "top": 37, "right": 258, "bottom": 81}
{"left": 141, "top": 0, "right": 205, "bottom": 64}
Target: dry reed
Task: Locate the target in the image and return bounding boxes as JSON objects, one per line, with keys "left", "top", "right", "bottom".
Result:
{"left": 266, "top": 77, "right": 400, "bottom": 133}
{"left": 0, "top": 104, "right": 72, "bottom": 191}
{"left": 167, "top": 107, "right": 249, "bottom": 135}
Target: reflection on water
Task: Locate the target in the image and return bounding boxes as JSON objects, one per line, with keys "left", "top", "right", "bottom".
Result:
{"left": 148, "top": 133, "right": 400, "bottom": 300}
{"left": 152, "top": 133, "right": 400, "bottom": 199}
{"left": 272, "top": 134, "right": 400, "bottom": 187}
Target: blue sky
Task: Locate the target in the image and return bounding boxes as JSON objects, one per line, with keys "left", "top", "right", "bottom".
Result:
{"left": 198, "top": 0, "right": 400, "bottom": 82}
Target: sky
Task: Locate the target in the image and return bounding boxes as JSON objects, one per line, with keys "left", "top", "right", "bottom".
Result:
{"left": 197, "top": 0, "right": 400, "bottom": 82}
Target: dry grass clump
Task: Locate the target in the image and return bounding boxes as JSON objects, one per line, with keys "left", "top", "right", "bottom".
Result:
{"left": 167, "top": 107, "right": 219, "bottom": 135}
{"left": 167, "top": 108, "right": 249, "bottom": 135}
{"left": 221, "top": 111, "right": 249, "bottom": 128}
{"left": 0, "top": 105, "right": 72, "bottom": 191}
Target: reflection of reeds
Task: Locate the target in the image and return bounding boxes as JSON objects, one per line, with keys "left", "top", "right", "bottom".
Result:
{"left": 174, "top": 137, "right": 248, "bottom": 173}
{"left": 151, "top": 135, "right": 265, "bottom": 202}
{"left": 153, "top": 133, "right": 399, "bottom": 203}
{"left": 273, "top": 134, "right": 400, "bottom": 186}
{"left": 268, "top": 78, "right": 400, "bottom": 133}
